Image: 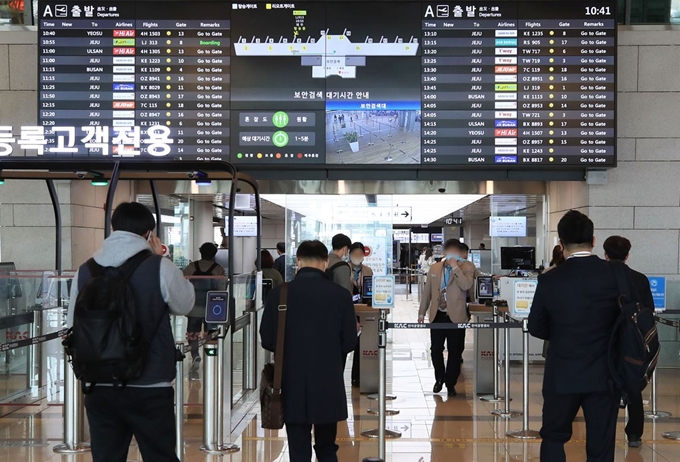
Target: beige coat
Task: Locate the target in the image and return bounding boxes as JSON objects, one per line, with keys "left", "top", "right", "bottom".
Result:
{"left": 418, "top": 260, "right": 476, "bottom": 323}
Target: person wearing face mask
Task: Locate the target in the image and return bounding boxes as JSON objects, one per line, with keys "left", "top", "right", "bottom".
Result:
{"left": 326, "top": 233, "right": 353, "bottom": 294}
{"left": 348, "top": 242, "right": 374, "bottom": 387}
{"left": 349, "top": 242, "right": 374, "bottom": 296}
{"left": 418, "top": 239, "right": 476, "bottom": 397}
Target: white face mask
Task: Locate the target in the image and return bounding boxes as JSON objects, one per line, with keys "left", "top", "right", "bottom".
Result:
{"left": 351, "top": 257, "right": 364, "bottom": 266}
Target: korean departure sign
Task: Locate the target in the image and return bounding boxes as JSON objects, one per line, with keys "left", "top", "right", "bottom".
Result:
{"left": 372, "top": 275, "right": 395, "bottom": 309}
{"left": 648, "top": 276, "right": 666, "bottom": 311}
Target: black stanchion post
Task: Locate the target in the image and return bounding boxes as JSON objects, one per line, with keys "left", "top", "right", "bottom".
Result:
{"left": 491, "top": 314, "right": 521, "bottom": 418}
{"left": 506, "top": 318, "right": 540, "bottom": 439}
{"left": 361, "top": 310, "right": 401, "bottom": 449}
{"left": 645, "top": 369, "right": 671, "bottom": 419}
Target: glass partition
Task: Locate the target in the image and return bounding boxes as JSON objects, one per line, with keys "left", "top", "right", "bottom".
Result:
{"left": 0, "top": 272, "right": 70, "bottom": 414}
{"left": 488, "top": 195, "right": 547, "bottom": 276}
{"left": 283, "top": 195, "right": 394, "bottom": 280}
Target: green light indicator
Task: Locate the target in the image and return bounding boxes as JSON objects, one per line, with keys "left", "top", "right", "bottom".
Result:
{"left": 272, "top": 131, "right": 289, "bottom": 148}
{"left": 272, "top": 111, "right": 289, "bottom": 128}
{"left": 237, "top": 153, "right": 243, "bottom": 159}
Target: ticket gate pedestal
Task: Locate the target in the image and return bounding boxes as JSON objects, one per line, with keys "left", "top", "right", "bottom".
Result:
{"left": 356, "top": 304, "right": 380, "bottom": 394}
{"left": 471, "top": 307, "right": 495, "bottom": 396}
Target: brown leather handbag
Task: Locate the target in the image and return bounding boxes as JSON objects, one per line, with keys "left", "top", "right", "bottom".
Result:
{"left": 259, "top": 283, "right": 288, "bottom": 429}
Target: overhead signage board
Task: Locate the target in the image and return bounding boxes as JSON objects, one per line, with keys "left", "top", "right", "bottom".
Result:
{"left": 490, "top": 216, "right": 527, "bottom": 237}
{"left": 28, "top": 0, "right": 615, "bottom": 169}
{"left": 335, "top": 206, "right": 411, "bottom": 223}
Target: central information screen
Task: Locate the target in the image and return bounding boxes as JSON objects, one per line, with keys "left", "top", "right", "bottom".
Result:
{"left": 37, "top": 1, "right": 616, "bottom": 168}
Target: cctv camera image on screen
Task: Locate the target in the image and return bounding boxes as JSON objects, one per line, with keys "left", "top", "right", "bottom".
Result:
{"left": 324, "top": 2, "right": 422, "bottom": 165}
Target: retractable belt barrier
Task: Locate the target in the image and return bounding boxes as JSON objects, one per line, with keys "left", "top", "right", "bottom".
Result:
{"left": 387, "top": 322, "right": 523, "bottom": 330}
{"left": 654, "top": 315, "right": 680, "bottom": 328}
{"left": 369, "top": 314, "right": 536, "bottom": 459}
{"left": 0, "top": 328, "right": 67, "bottom": 352}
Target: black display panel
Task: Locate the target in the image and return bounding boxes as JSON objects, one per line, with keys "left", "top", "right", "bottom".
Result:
{"left": 35, "top": 1, "right": 616, "bottom": 168}
{"left": 39, "top": 0, "right": 230, "bottom": 160}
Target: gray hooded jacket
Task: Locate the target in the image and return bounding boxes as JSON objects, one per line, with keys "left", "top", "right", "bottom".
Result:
{"left": 68, "top": 231, "right": 195, "bottom": 387}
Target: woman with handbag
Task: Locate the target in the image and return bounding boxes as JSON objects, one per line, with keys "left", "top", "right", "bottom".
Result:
{"left": 260, "top": 240, "right": 358, "bottom": 462}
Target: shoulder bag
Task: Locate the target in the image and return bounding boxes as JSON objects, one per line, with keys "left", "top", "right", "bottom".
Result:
{"left": 259, "top": 282, "right": 288, "bottom": 429}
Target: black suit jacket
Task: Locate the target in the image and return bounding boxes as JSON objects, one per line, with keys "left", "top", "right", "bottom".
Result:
{"left": 628, "top": 266, "right": 654, "bottom": 311}
{"left": 273, "top": 254, "right": 286, "bottom": 278}
{"left": 260, "top": 267, "right": 357, "bottom": 425}
{"left": 528, "top": 255, "right": 621, "bottom": 394}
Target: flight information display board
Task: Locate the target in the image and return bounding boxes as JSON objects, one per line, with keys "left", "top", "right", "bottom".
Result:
{"left": 34, "top": 0, "right": 616, "bottom": 168}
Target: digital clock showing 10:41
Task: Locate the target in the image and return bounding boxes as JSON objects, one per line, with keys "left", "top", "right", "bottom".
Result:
{"left": 585, "top": 6, "right": 612, "bottom": 15}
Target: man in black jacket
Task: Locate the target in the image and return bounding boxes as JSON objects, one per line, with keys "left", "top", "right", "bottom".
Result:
{"left": 603, "top": 235, "right": 654, "bottom": 448}
{"left": 528, "top": 210, "right": 621, "bottom": 462}
{"left": 260, "top": 240, "right": 357, "bottom": 462}
{"left": 273, "top": 241, "right": 286, "bottom": 278}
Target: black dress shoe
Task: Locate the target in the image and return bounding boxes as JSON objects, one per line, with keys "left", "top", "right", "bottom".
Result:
{"left": 628, "top": 435, "right": 641, "bottom": 448}
{"left": 433, "top": 380, "right": 444, "bottom": 393}
{"left": 447, "top": 388, "right": 457, "bottom": 397}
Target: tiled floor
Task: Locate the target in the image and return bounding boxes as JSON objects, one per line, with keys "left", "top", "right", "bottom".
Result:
{"left": 2, "top": 292, "right": 680, "bottom": 461}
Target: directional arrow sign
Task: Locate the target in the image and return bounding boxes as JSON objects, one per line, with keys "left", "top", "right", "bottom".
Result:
{"left": 393, "top": 206, "right": 412, "bottom": 223}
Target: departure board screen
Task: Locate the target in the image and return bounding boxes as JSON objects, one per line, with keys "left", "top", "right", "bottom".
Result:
{"left": 35, "top": 1, "right": 616, "bottom": 168}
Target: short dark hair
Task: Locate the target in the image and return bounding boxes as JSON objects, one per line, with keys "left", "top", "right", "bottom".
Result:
{"left": 350, "top": 242, "right": 365, "bottom": 254}
{"left": 199, "top": 242, "right": 218, "bottom": 260}
{"left": 460, "top": 243, "right": 470, "bottom": 252}
{"left": 603, "top": 236, "right": 631, "bottom": 261}
{"left": 296, "top": 240, "right": 329, "bottom": 262}
{"left": 331, "top": 233, "right": 351, "bottom": 251}
{"left": 443, "top": 238, "right": 462, "bottom": 251}
{"left": 260, "top": 250, "right": 275, "bottom": 269}
{"left": 276, "top": 242, "right": 286, "bottom": 253}
{"left": 111, "top": 202, "right": 156, "bottom": 236}
{"left": 557, "top": 210, "right": 594, "bottom": 249}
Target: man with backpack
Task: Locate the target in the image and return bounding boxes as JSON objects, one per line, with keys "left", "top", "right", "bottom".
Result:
{"left": 67, "top": 202, "right": 194, "bottom": 462}
{"left": 326, "top": 233, "right": 361, "bottom": 385}
{"left": 603, "top": 235, "right": 654, "bottom": 447}
{"left": 326, "top": 233, "right": 353, "bottom": 294}
{"left": 182, "top": 242, "right": 226, "bottom": 379}
{"left": 528, "top": 210, "right": 622, "bottom": 462}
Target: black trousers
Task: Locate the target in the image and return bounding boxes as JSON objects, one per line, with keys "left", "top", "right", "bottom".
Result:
{"left": 626, "top": 390, "right": 644, "bottom": 439}
{"left": 85, "top": 386, "right": 178, "bottom": 462}
{"left": 351, "top": 316, "right": 360, "bottom": 382}
{"left": 286, "top": 422, "right": 339, "bottom": 462}
{"left": 351, "top": 336, "right": 360, "bottom": 382}
{"left": 430, "top": 310, "right": 465, "bottom": 389}
{"left": 540, "top": 387, "right": 620, "bottom": 462}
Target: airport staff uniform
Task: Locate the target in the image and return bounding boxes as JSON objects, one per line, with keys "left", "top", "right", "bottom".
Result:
{"left": 418, "top": 259, "right": 475, "bottom": 392}
{"left": 528, "top": 253, "right": 622, "bottom": 462}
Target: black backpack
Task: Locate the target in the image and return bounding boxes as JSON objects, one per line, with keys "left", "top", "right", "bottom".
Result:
{"left": 608, "top": 261, "right": 660, "bottom": 405}
{"left": 190, "top": 261, "right": 220, "bottom": 302}
{"left": 64, "top": 250, "right": 160, "bottom": 392}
